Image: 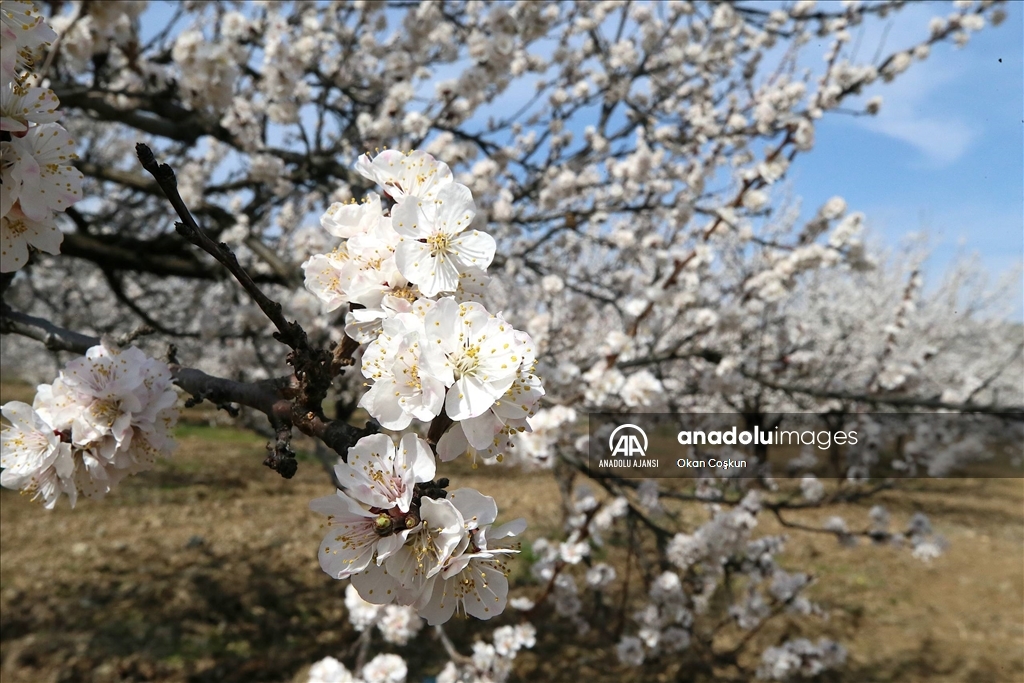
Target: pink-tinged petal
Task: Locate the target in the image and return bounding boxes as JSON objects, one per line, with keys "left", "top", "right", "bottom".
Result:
{"left": 0, "top": 116, "right": 28, "bottom": 132}
{"left": 345, "top": 433, "right": 416, "bottom": 511}
{"left": 8, "top": 124, "right": 82, "bottom": 219}
{"left": 318, "top": 521, "right": 377, "bottom": 579}
{"left": 311, "top": 493, "right": 379, "bottom": 579}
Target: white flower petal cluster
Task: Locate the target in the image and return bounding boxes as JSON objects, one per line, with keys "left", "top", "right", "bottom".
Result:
{"left": 0, "top": 0, "right": 55, "bottom": 80}
{"left": 302, "top": 153, "right": 544, "bottom": 461}
{"left": 0, "top": 1, "right": 82, "bottom": 273}
{"left": 435, "top": 624, "right": 537, "bottom": 683}
{"left": 1, "top": 343, "right": 179, "bottom": 508}
{"left": 0, "top": 83, "right": 60, "bottom": 132}
{"left": 757, "top": 638, "right": 847, "bottom": 680}
{"left": 304, "top": 150, "right": 539, "bottom": 624}
{"left": 343, "top": 584, "right": 424, "bottom": 645}
{"left": 391, "top": 182, "right": 494, "bottom": 298}
{"left": 357, "top": 296, "right": 544, "bottom": 459}
{"left": 312, "top": 435, "right": 525, "bottom": 625}
{"left": 436, "top": 326, "right": 544, "bottom": 465}
{"left": 306, "top": 653, "right": 408, "bottom": 683}
{"left": 303, "top": 149, "right": 495, "bottom": 319}
{"left": 2, "top": 123, "right": 83, "bottom": 220}
{"left": 304, "top": 193, "right": 414, "bottom": 317}
{"left": 307, "top": 656, "right": 356, "bottom": 683}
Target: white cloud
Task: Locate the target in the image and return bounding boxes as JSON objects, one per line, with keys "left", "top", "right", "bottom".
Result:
{"left": 839, "top": 2, "right": 984, "bottom": 168}
{"left": 859, "top": 112, "right": 975, "bottom": 167}
{"left": 856, "top": 61, "right": 977, "bottom": 168}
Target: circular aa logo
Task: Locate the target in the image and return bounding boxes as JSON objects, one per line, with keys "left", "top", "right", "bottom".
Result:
{"left": 608, "top": 424, "right": 648, "bottom": 458}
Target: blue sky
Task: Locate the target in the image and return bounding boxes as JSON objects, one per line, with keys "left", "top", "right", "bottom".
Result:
{"left": 786, "top": 3, "right": 1022, "bottom": 313}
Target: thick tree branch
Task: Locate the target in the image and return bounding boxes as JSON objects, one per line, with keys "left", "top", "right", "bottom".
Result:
{"left": 60, "top": 231, "right": 286, "bottom": 283}
{"left": 0, "top": 304, "right": 98, "bottom": 353}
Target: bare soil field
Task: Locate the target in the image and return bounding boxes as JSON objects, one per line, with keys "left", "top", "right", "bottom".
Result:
{"left": 1, "top": 383, "right": 1022, "bottom": 683}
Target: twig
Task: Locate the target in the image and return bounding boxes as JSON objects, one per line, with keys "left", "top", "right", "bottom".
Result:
{"left": 434, "top": 625, "right": 475, "bottom": 666}
{"left": 135, "top": 143, "right": 309, "bottom": 352}
{"left": 115, "top": 324, "right": 155, "bottom": 347}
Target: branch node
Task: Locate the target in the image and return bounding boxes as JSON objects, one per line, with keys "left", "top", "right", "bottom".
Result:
{"left": 265, "top": 425, "right": 297, "bottom": 478}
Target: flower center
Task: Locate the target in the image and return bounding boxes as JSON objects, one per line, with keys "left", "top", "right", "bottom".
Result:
{"left": 90, "top": 398, "right": 121, "bottom": 428}
{"left": 390, "top": 285, "right": 417, "bottom": 302}
{"left": 403, "top": 364, "right": 422, "bottom": 391}
{"left": 5, "top": 219, "right": 28, "bottom": 237}
{"left": 451, "top": 344, "right": 480, "bottom": 378}
{"left": 426, "top": 231, "right": 451, "bottom": 257}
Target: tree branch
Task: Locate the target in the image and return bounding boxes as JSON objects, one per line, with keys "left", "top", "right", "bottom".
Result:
{"left": 1, "top": 305, "right": 374, "bottom": 469}
{"left": 0, "top": 304, "right": 98, "bottom": 353}
{"left": 136, "top": 142, "right": 309, "bottom": 352}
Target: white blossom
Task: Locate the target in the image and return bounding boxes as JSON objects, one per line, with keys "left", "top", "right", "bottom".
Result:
{"left": 310, "top": 433, "right": 436, "bottom": 580}
{"left": 1, "top": 206, "right": 61, "bottom": 272}
{"left": 307, "top": 657, "right": 356, "bottom": 683}
{"left": 361, "top": 653, "right": 407, "bottom": 683}
{"left": 392, "top": 183, "right": 496, "bottom": 297}
{"left": 0, "top": 0, "right": 56, "bottom": 80}
{"left": 0, "top": 343, "right": 178, "bottom": 507}
{"left": 1, "top": 123, "right": 83, "bottom": 222}
{"left": 0, "top": 83, "right": 60, "bottom": 132}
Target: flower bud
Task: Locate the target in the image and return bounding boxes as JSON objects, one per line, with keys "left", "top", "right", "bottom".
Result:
{"left": 373, "top": 513, "right": 394, "bottom": 536}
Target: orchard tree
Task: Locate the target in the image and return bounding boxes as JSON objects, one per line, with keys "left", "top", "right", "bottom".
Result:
{"left": 1, "top": 1, "right": 1020, "bottom": 682}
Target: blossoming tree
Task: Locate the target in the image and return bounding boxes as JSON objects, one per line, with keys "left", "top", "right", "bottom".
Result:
{"left": 1, "top": 1, "right": 1020, "bottom": 682}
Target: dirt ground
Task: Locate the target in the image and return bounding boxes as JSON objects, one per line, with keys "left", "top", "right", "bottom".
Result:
{"left": 1, "top": 383, "right": 1022, "bottom": 683}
